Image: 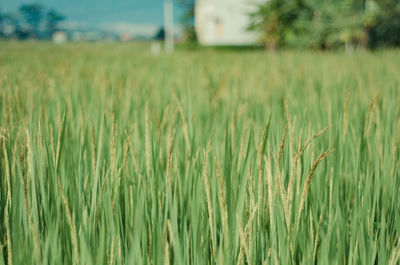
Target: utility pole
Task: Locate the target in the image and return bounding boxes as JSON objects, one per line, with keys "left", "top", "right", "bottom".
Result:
{"left": 164, "top": 0, "right": 174, "bottom": 53}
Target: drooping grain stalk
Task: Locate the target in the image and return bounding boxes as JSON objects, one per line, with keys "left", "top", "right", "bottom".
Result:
{"left": 278, "top": 124, "right": 288, "bottom": 168}
{"left": 110, "top": 113, "right": 118, "bottom": 210}
{"left": 297, "top": 147, "right": 334, "bottom": 227}
{"left": 343, "top": 92, "right": 350, "bottom": 139}
{"left": 108, "top": 236, "right": 115, "bottom": 265}
{"left": 202, "top": 149, "right": 215, "bottom": 255}
{"left": 145, "top": 103, "right": 152, "bottom": 177}
{"left": 257, "top": 118, "right": 271, "bottom": 224}
{"left": 3, "top": 143, "right": 12, "bottom": 265}
{"left": 237, "top": 127, "right": 248, "bottom": 173}
{"left": 287, "top": 126, "right": 328, "bottom": 231}
{"left": 57, "top": 165, "right": 80, "bottom": 265}
{"left": 126, "top": 126, "right": 142, "bottom": 187}
{"left": 237, "top": 218, "right": 251, "bottom": 265}
{"left": 164, "top": 241, "right": 170, "bottom": 265}
{"left": 166, "top": 126, "right": 176, "bottom": 193}
{"left": 264, "top": 155, "right": 274, "bottom": 236}
{"left": 175, "top": 97, "right": 191, "bottom": 155}
{"left": 25, "top": 130, "right": 42, "bottom": 263}
{"left": 313, "top": 205, "right": 325, "bottom": 264}
{"left": 215, "top": 156, "right": 229, "bottom": 243}
{"left": 389, "top": 238, "right": 400, "bottom": 265}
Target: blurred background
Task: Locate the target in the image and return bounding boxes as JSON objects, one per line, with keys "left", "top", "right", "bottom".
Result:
{"left": 0, "top": 0, "right": 400, "bottom": 50}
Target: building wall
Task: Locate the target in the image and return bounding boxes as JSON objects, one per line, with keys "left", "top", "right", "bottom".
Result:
{"left": 195, "top": 0, "right": 261, "bottom": 45}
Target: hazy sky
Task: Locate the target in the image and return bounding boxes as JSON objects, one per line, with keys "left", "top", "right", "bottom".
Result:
{"left": 0, "top": 0, "right": 183, "bottom": 26}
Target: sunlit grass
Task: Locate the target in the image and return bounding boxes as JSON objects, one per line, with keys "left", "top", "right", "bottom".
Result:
{"left": 0, "top": 42, "right": 399, "bottom": 264}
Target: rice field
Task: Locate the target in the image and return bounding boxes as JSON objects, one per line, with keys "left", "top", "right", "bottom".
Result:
{"left": 0, "top": 42, "right": 399, "bottom": 265}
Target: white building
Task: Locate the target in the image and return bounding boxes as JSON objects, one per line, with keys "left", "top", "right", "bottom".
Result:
{"left": 52, "top": 31, "right": 67, "bottom": 44}
{"left": 195, "top": 0, "right": 261, "bottom": 45}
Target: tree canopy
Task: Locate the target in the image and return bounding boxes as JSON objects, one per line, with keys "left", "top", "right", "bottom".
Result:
{"left": 176, "top": 0, "right": 197, "bottom": 42}
{"left": 1, "top": 3, "right": 65, "bottom": 39}
{"left": 249, "top": 0, "right": 400, "bottom": 49}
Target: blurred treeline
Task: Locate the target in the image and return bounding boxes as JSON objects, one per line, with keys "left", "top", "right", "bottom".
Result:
{"left": 0, "top": 4, "right": 64, "bottom": 40}
{"left": 249, "top": 0, "right": 400, "bottom": 50}
{"left": 176, "top": 0, "right": 197, "bottom": 43}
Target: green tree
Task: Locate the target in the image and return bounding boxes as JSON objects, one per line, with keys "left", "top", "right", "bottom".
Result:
{"left": 248, "top": 0, "right": 302, "bottom": 49}
{"left": 46, "top": 9, "right": 65, "bottom": 36}
{"left": 368, "top": 0, "right": 400, "bottom": 47}
{"left": 249, "top": 0, "right": 372, "bottom": 50}
{"left": 19, "top": 3, "right": 44, "bottom": 37}
{"left": 0, "top": 10, "right": 3, "bottom": 37}
{"left": 176, "top": 0, "right": 197, "bottom": 42}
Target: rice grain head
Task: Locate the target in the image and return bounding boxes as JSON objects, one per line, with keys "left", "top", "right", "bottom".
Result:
{"left": 297, "top": 147, "right": 333, "bottom": 228}
{"left": 3, "top": 143, "right": 12, "bottom": 265}
{"left": 145, "top": 102, "right": 152, "bottom": 177}
{"left": 202, "top": 150, "right": 215, "bottom": 254}
{"left": 215, "top": 156, "right": 229, "bottom": 243}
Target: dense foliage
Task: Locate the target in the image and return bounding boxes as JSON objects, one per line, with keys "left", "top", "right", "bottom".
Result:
{"left": 0, "top": 4, "right": 64, "bottom": 40}
{"left": 249, "top": 0, "right": 400, "bottom": 50}
{"left": 176, "top": 0, "right": 197, "bottom": 43}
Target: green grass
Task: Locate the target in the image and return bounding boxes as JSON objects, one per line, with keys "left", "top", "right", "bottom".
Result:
{"left": 0, "top": 42, "right": 399, "bottom": 265}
